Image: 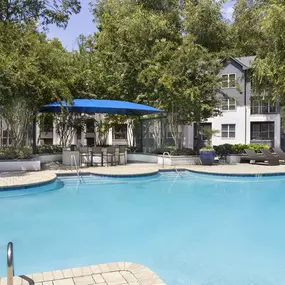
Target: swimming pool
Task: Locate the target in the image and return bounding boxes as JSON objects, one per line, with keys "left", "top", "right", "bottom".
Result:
{"left": 1, "top": 171, "right": 285, "bottom": 285}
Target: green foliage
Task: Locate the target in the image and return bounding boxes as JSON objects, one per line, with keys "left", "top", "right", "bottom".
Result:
{"left": 199, "top": 127, "right": 219, "bottom": 147}
{"left": 183, "top": 0, "right": 230, "bottom": 53}
{"left": 213, "top": 144, "right": 234, "bottom": 157}
{"left": 213, "top": 143, "right": 270, "bottom": 156}
{"left": 232, "top": 143, "right": 269, "bottom": 154}
{"left": 36, "top": 145, "right": 62, "bottom": 154}
{"left": 199, "top": 147, "right": 215, "bottom": 152}
{"left": 231, "top": 0, "right": 265, "bottom": 56}
{"left": 153, "top": 147, "right": 175, "bottom": 155}
{"left": 0, "top": 147, "right": 32, "bottom": 159}
{"left": 0, "top": 23, "right": 80, "bottom": 147}
{"left": 0, "top": 0, "right": 81, "bottom": 28}
{"left": 170, "top": 148, "right": 196, "bottom": 156}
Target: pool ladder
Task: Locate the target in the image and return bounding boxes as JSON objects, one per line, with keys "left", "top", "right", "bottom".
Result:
{"left": 7, "top": 242, "right": 14, "bottom": 285}
{"left": 71, "top": 154, "right": 84, "bottom": 182}
{"left": 162, "top": 152, "right": 182, "bottom": 177}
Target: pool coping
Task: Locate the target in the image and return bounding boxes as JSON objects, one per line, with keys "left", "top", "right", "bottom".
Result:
{"left": 2, "top": 166, "right": 285, "bottom": 190}
{"left": 0, "top": 262, "right": 166, "bottom": 285}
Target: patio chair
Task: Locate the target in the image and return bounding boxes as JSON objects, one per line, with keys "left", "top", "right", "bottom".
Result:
{"left": 273, "top": 148, "right": 285, "bottom": 161}
{"left": 260, "top": 148, "right": 280, "bottom": 165}
{"left": 243, "top": 149, "right": 279, "bottom": 166}
{"left": 241, "top": 149, "right": 267, "bottom": 164}
{"left": 79, "top": 147, "right": 91, "bottom": 167}
{"left": 116, "top": 145, "right": 127, "bottom": 165}
{"left": 91, "top": 146, "right": 103, "bottom": 166}
{"left": 103, "top": 146, "right": 116, "bottom": 166}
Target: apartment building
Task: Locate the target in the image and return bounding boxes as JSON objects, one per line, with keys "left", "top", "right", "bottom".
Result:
{"left": 185, "top": 56, "right": 281, "bottom": 149}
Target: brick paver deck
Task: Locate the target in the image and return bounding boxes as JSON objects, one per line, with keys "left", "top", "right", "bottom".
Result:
{"left": 0, "top": 263, "right": 165, "bottom": 285}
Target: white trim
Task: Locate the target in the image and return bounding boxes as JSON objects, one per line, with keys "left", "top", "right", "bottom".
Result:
{"left": 221, "top": 124, "right": 236, "bottom": 138}
{"left": 221, "top": 73, "right": 237, "bottom": 89}
{"left": 220, "top": 98, "right": 237, "bottom": 111}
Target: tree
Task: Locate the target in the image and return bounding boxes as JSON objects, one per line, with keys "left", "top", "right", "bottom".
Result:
{"left": 140, "top": 35, "right": 221, "bottom": 148}
{"left": 89, "top": 0, "right": 181, "bottom": 102}
{"left": 182, "top": 0, "right": 230, "bottom": 53}
{"left": 0, "top": 23, "right": 78, "bottom": 147}
{"left": 88, "top": 0, "right": 223, "bottom": 149}
{"left": 0, "top": 0, "right": 81, "bottom": 27}
{"left": 231, "top": 0, "right": 265, "bottom": 56}
{"left": 251, "top": 0, "right": 285, "bottom": 103}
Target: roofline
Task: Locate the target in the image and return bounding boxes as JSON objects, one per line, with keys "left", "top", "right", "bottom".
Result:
{"left": 220, "top": 56, "right": 251, "bottom": 70}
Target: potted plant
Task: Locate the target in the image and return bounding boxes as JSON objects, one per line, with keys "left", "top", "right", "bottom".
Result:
{"left": 199, "top": 147, "right": 215, "bottom": 165}
{"left": 198, "top": 127, "right": 219, "bottom": 165}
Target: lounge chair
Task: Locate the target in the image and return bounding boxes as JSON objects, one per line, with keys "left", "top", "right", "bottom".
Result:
{"left": 242, "top": 149, "right": 266, "bottom": 162}
{"left": 241, "top": 149, "right": 279, "bottom": 165}
{"left": 260, "top": 148, "right": 280, "bottom": 165}
{"left": 273, "top": 148, "right": 285, "bottom": 161}
{"left": 243, "top": 149, "right": 279, "bottom": 165}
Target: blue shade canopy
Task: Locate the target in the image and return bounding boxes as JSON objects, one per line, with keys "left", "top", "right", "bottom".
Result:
{"left": 40, "top": 99, "right": 163, "bottom": 116}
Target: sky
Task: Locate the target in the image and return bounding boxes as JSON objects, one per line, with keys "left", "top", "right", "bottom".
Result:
{"left": 48, "top": 0, "right": 234, "bottom": 51}
{"left": 47, "top": 0, "right": 96, "bottom": 51}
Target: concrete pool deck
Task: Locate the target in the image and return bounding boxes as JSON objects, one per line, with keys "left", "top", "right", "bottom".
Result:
{"left": 0, "top": 262, "right": 165, "bottom": 285}
{"left": 2, "top": 163, "right": 285, "bottom": 188}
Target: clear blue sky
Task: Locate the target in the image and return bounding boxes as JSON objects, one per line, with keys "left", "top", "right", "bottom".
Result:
{"left": 47, "top": 0, "right": 234, "bottom": 51}
{"left": 47, "top": 0, "right": 96, "bottom": 51}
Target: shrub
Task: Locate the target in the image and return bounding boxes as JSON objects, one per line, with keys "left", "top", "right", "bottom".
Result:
{"left": 247, "top": 144, "right": 270, "bottom": 152}
{"left": 0, "top": 147, "right": 33, "bottom": 159}
{"left": 153, "top": 147, "right": 175, "bottom": 155}
{"left": 232, "top": 144, "right": 246, "bottom": 154}
{"left": 199, "top": 147, "right": 215, "bottom": 152}
{"left": 36, "top": 145, "right": 62, "bottom": 154}
{"left": 232, "top": 143, "right": 269, "bottom": 154}
{"left": 213, "top": 144, "right": 234, "bottom": 157}
{"left": 170, "top": 148, "right": 196, "bottom": 156}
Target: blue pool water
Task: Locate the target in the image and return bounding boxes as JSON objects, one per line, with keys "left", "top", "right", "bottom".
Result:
{"left": 1, "top": 171, "right": 285, "bottom": 285}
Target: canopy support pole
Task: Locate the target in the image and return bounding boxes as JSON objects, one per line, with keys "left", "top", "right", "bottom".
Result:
{"left": 32, "top": 116, "right": 37, "bottom": 154}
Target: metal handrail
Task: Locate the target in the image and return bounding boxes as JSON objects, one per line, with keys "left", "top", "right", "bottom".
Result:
{"left": 71, "top": 154, "right": 83, "bottom": 182}
{"left": 162, "top": 152, "right": 182, "bottom": 177}
{"left": 162, "top": 152, "right": 171, "bottom": 168}
{"left": 7, "top": 242, "right": 14, "bottom": 285}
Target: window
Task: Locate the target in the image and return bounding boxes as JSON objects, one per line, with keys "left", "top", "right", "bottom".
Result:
{"left": 86, "top": 119, "right": 95, "bottom": 133}
{"left": 113, "top": 124, "right": 127, "bottom": 139}
{"left": 2, "top": 129, "right": 10, "bottom": 146}
{"left": 221, "top": 98, "right": 236, "bottom": 111}
{"left": 251, "top": 122, "right": 274, "bottom": 140}
{"left": 43, "top": 138, "right": 53, "bottom": 145}
{"left": 221, "top": 124, "right": 235, "bottom": 138}
{"left": 86, "top": 137, "right": 95, "bottom": 147}
{"left": 251, "top": 99, "right": 277, "bottom": 114}
{"left": 221, "top": 74, "right": 236, "bottom": 88}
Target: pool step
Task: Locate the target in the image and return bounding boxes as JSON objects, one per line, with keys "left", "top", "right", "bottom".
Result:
{"left": 58, "top": 172, "right": 193, "bottom": 186}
